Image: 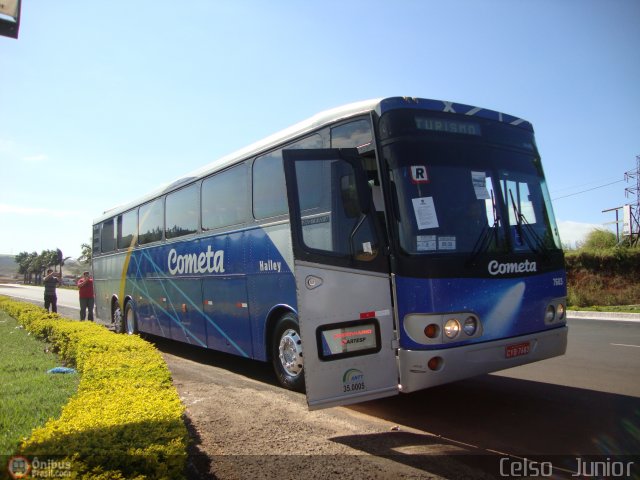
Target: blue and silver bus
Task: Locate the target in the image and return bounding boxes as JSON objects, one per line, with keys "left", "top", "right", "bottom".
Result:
{"left": 92, "top": 97, "right": 568, "bottom": 409}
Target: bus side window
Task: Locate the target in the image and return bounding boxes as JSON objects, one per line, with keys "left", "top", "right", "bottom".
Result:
{"left": 295, "top": 158, "right": 379, "bottom": 261}
{"left": 139, "top": 198, "right": 164, "bottom": 244}
{"left": 101, "top": 218, "right": 116, "bottom": 253}
{"left": 202, "top": 164, "right": 249, "bottom": 230}
{"left": 253, "top": 150, "right": 287, "bottom": 220}
{"left": 93, "top": 224, "right": 101, "bottom": 254}
{"left": 253, "top": 134, "right": 323, "bottom": 220}
{"left": 331, "top": 119, "right": 373, "bottom": 148}
{"left": 166, "top": 183, "right": 199, "bottom": 238}
{"left": 118, "top": 209, "right": 137, "bottom": 249}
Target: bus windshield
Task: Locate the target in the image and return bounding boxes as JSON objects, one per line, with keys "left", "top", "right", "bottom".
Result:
{"left": 384, "top": 136, "right": 561, "bottom": 256}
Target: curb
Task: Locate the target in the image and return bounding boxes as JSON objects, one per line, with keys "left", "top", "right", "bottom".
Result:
{"left": 567, "top": 310, "right": 640, "bottom": 322}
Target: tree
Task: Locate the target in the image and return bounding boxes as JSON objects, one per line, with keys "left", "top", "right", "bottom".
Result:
{"left": 78, "top": 242, "right": 92, "bottom": 265}
{"left": 582, "top": 229, "right": 617, "bottom": 250}
{"left": 42, "top": 249, "right": 59, "bottom": 269}
{"left": 14, "top": 249, "right": 74, "bottom": 284}
{"left": 14, "top": 251, "right": 31, "bottom": 283}
{"left": 28, "top": 252, "right": 43, "bottom": 284}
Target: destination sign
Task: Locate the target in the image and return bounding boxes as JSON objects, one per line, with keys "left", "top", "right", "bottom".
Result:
{"left": 317, "top": 320, "right": 381, "bottom": 361}
{"left": 415, "top": 116, "right": 481, "bottom": 136}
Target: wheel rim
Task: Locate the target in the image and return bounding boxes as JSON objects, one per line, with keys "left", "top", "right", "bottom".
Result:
{"left": 278, "top": 328, "right": 303, "bottom": 378}
{"left": 126, "top": 307, "right": 135, "bottom": 335}
{"left": 113, "top": 307, "right": 122, "bottom": 331}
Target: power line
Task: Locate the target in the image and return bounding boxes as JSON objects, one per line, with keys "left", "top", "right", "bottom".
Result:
{"left": 550, "top": 176, "right": 622, "bottom": 194}
{"left": 552, "top": 179, "right": 625, "bottom": 200}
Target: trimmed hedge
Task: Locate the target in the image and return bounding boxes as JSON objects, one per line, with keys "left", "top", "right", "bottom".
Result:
{"left": 564, "top": 248, "right": 640, "bottom": 277}
{"left": 564, "top": 248, "right": 640, "bottom": 307}
{"left": 0, "top": 297, "right": 188, "bottom": 479}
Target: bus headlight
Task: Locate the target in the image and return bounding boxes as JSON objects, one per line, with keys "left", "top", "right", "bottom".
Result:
{"left": 557, "top": 303, "right": 566, "bottom": 321}
{"left": 444, "top": 319, "right": 460, "bottom": 339}
{"left": 463, "top": 316, "right": 478, "bottom": 336}
{"left": 545, "top": 305, "right": 556, "bottom": 323}
{"left": 404, "top": 312, "right": 482, "bottom": 345}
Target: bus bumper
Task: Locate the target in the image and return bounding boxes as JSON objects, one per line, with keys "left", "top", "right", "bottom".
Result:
{"left": 398, "top": 326, "right": 568, "bottom": 393}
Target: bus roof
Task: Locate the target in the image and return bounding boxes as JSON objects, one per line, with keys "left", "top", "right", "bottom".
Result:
{"left": 94, "top": 96, "right": 532, "bottom": 224}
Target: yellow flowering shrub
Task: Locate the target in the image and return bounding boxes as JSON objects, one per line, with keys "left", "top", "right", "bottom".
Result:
{"left": 0, "top": 297, "right": 188, "bottom": 479}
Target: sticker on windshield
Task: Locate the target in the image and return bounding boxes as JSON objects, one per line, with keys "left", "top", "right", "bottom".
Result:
{"left": 471, "top": 171, "right": 491, "bottom": 200}
{"left": 412, "top": 197, "right": 439, "bottom": 230}
{"left": 438, "top": 236, "right": 456, "bottom": 250}
{"left": 417, "top": 235, "right": 437, "bottom": 251}
{"left": 410, "top": 166, "right": 429, "bottom": 184}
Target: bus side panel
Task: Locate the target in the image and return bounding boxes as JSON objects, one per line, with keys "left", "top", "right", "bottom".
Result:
{"left": 128, "top": 232, "right": 255, "bottom": 356}
{"left": 247, "top": 274, "right": 297, "bottom": 361}
{"left": 93, "top": 253, "right": 126, "bottom": 322}
{"left": 163, "top": 278, "right": 207, "bottom": 347}
{"left": 246, "top": 224, "right": 296, "bottom": 362}
{"left": 202, "top": 276, "right": 252, "bottom": 356}
{"left": 95, "top": 224, "right": 297, "bottom": 362}
{"left": 395, "top": 271, "right": 567, "bottom": 350}
{"left": 126, "top": 248, "right": 175, "bottom": 339}
{"left": 137, "top": 277, "right": 171, "bottom": 337}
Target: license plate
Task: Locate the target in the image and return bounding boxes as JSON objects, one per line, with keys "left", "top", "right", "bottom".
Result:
{"left": 505, "top": 341, "right": 531, "bottom": 359}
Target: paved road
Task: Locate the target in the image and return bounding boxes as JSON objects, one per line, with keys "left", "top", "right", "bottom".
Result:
{"left": 0, "top": 283, "right": 85, "bottom": 320}
{"left": 2, "top": 283, "right": 639, "bottom": 477}
{"left": 2, "top": 283, "right": 638, "bottom": 396}
{"left": 1, "top": 283, "right": 639, "bottom": 397}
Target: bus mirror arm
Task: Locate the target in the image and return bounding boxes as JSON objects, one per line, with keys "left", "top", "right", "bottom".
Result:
{"left": 348, "top": 214, "right": 368, "bottom": 258}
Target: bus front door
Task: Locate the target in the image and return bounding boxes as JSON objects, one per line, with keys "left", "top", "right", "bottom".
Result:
{"left": 282, "top": 148, "right": 399, "bottom": 410}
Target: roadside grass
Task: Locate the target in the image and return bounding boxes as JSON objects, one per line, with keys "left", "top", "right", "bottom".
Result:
{"left": 565, "top": 247, "right": 639, "bottom": 308}
{"left": 569, "top": 304, "right": 640, "bottom": 314}
{"left": 0, "top": 310, "right": 79, "bottom": 455}
{"left": 0, "top": 297, "right": 188, "bottom": 478}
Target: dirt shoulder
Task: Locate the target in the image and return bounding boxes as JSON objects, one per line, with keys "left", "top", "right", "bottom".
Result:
{"left": 160, "top": 342, "right": 489, "bottom": 480}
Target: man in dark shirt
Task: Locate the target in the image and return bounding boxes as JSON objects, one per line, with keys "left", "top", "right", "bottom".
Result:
{"left": 43, "top": 268, "right": 60, "bottom": 313}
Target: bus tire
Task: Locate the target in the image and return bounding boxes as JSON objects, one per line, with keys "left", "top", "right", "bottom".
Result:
{"left": 112, "top": 302, "right": 124, "bottom": 334}
{"left": 124, "top": 302, "right": 138, "bottom": 335}
{"left": 271, "top": 313, "right": 305, "bottom": 392}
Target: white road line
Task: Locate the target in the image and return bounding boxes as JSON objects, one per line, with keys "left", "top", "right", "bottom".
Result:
{"left": 610, "top": 343, "right": 640, "bottom": 348}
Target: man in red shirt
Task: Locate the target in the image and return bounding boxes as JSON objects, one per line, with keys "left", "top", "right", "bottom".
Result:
{"left": 77, "top": 271, "right": 95, "bottom": 321}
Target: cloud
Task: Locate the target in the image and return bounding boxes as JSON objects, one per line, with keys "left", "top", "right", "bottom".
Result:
{"left": 0, "top": 203, "right": 80, "bottom": 218}
{"left": 0, "top": 138, "right": 49, "bottom": 163}
{"left": 22, "top": 153, "right": 49, "bottom": 162}
{"left": 557, "top": 220, "right": 608, "bottom": 248}
{"left": 0, "top": 138, "right": 17, "bottom": 153}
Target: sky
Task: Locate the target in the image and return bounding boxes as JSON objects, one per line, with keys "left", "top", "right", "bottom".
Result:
{"left": 1, "top": 0, "right": 639, "bottom": 258}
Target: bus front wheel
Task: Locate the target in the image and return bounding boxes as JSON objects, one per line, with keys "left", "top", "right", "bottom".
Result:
{"left": 271, "top": 313, "right": 305, "bottom": 392}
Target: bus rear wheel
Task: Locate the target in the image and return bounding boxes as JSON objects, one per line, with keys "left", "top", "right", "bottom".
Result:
{"left": 271, "top": 313, "right": 305, "bottom": 392}
{"left": 112, "top": 302, "right": 124, "bottom": 333}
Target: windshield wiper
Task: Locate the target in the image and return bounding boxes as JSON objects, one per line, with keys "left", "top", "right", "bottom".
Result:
{"left": 467, "top": 191, "right": 501, "bottom": 266}
{"left": 508, "top": 189, "right": 549, "bottom": 258}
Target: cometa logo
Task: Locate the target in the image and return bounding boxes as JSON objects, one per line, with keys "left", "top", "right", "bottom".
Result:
{"left": 488, "top": 259, "right": 537, "bottom": 276}
{"left": 168, "top": 246, "right": 225, "bottom": 275}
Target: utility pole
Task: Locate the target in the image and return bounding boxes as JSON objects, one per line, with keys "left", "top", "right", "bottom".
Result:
{"left": 602, "top": 155, "right": 640, "bottom": 246}
{"left": 602, "top": 206, "right": 623, "bottom": 242}
{"left": 624, "top": 156, "right": 640, "bottom": 246}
